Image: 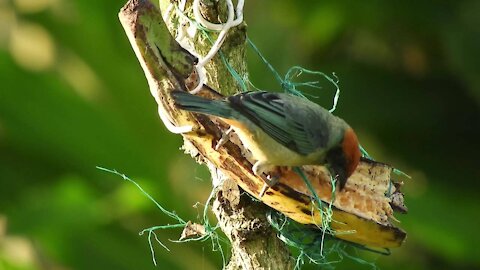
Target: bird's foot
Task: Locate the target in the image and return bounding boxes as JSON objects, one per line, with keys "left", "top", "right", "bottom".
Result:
{"left": 252, "top": 160, "right": 268, "bottom": 177}
{"left": 252, "top": 160, "right": 281, "bottom": 197}
{"left": 259, "top": 173, "right": 280, "bottom": 198}
{"left": 215, "top": 127, "right": 234, "bottom": 150}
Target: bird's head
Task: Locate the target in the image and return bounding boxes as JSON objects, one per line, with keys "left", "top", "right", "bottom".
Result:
{"left": 325, "top": 128, "right": 361, "bottom": 189}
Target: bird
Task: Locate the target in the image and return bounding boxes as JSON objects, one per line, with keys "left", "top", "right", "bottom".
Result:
{"left": 171, "top": 89, "right": 361, "bottom": 194}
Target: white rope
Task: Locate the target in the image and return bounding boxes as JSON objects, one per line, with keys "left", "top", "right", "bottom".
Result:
{"left": 157, "top": 103, "right": 193, "bottom": 134}
{"left": 162, "top": 2, "right": 174, "bottom": 22}
{"left": 189, "top": 0, "right": 244, "bottom": 94}
{"left": 158, "top": 0, "right": 245, "bottom": 131}
{"left": 178, "top": 0, "right": 187, "bottom": 12}
{"left": 189, "top": 65, "right": 206, "bottom": 94}
{"left": 193, "top": 0, "right": 230, "bottom": 31}
{"left": 232, "top": 0, "right": 244, "bottom": 26}
{"left": 174, "top": 4, "right": 201, "bottom": 61}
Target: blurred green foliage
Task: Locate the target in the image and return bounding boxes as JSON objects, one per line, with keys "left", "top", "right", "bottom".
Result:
{"left": 0, "top": 0, "right": 479, "bottom": 269}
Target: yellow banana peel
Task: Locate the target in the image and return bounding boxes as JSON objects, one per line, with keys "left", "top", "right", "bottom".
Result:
{"left": 184, "top": 119, "right": 407, "bottom": 250}
{"left": 119, "top": 0, "right": 407, "bottom": 252}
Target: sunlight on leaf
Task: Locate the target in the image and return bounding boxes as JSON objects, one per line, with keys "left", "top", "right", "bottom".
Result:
{"left": 13, "top": 0, "right": 58, "bottom": 14}
{"left": 8, "top": 21, "right": 55, "bottom": 71}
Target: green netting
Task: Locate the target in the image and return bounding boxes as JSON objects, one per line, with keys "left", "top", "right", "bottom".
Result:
{"left": 267, "top": 211, "right": 378, "bottom": 270}
{"left": 109, "top": 1, "right": 410, "bottom": 268}
{"left": 165, "top": 2, "right": 361, "bottom": 268}
{"left": 97, "top": 167, "right": 227, "bottom": 267}
{"left": 247, "top": 38, "right": 341, "bottom": 113}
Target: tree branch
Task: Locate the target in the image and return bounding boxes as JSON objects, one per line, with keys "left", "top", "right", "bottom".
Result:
{"left": 118, "top": 0, "right": 406, "bottom": 268}
{"left": 119, "top": 0, "right": 293, "bottom": 268}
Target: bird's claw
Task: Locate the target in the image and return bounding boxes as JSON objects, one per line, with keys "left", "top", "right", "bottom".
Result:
{"left": 259, "top": 174, "right": 280, "bottom": 198}
{"left": 252, "top": 160, "right": 281, "bottom": 197}
{"left": 215, "top": 127, "right": 234, "bottom": 150}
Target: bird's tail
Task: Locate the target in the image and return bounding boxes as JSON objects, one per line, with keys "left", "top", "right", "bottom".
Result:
{"left": 171, "top": 90, "right": 234, "bottom": 119}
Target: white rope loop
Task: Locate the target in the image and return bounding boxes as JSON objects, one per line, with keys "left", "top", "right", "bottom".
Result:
{"left": 157, "top": 0, "right": 245, "bottom": 132}
{"left": 189, "top": 0, "right": 244, "bottom": 94}
{"left": 157, "top": 105, "right": 193, "bottom": 134}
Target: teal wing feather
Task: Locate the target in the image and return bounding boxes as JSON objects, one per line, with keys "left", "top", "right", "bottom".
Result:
{"left": 227, "top": 91, "right": 332, "bottom": 155}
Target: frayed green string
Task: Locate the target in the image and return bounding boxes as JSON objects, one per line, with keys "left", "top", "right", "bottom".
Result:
{"left": 359, "top": 145, "right": 411, "bottom": 179}
{"left": 96, "top": 166, "right": 185, "bottom": 224}
{"left": 292, "top": 167, "right": 338, "bottom": 255}
{"left": 393, "top": 168, "right": 411, "bottom": 179}
{"left": 293, "top": 167, "right": 324, "bottom": 213}
{"left": 162, "top": 5, "right": 396, "bottom": 268}
{"left": 360, "top": 145, "right": 371, "bottom": 159}
{"left": 201, "top": 28, "right": 247, "bottom": 92}
{"left": 268, "top": 211, "right": 379, "bottom": 269}
{"left": 284, "top": 66, "right": 340, "bottom": 113}
{"left": 97, "top": 167, "right": 226, "bottom": 267}
{"left": 247, "top": 37, "right": 341, "bottom": 112}
{"left": 247, "top": 37, "right": 284, "bottom": 85}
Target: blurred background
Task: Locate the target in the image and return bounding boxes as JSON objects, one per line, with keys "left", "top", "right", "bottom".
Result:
{"left": 0, "top": 0, "right": 479, "bottom": 269}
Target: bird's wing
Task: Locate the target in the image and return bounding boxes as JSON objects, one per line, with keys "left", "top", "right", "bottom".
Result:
{"left": 227, "top": 91, "right": 331, "bottom": 155}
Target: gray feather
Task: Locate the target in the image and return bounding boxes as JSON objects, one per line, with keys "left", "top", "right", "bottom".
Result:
{"left": 172, "top": 90, "right": 347, "bottom": 156}
{"left": 171, "top": 90, "right": 234, "bottom": 119}
{"left": 228, "top": 91, "right": 347, "bottom": 155}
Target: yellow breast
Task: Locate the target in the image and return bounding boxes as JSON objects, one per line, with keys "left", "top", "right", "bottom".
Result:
{"left": 224, "top": 119, "right": 325, "bottom": 166}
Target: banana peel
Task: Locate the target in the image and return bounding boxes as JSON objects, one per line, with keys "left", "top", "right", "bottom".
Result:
{"left": 119, "top": 0, "right": 407, "bottom": 254}
{"left": 224, "top": 148, "right": 406, "bottom": 252}
{"left": 263, "top": 162, "right": 407, "bottom": 252}
{"left": 179, "top": 90, "right": 407, "bottom": 251}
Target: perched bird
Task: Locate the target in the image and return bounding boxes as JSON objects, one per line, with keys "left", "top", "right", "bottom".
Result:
{"left": 171, "top": 90, "right": 361, "bottom": 192}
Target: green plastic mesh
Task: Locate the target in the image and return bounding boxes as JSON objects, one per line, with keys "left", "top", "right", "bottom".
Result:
{"left": 100, "top": 2, "right": 412, "bottom": 268}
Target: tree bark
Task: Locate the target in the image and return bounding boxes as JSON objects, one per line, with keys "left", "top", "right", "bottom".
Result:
{"left": 118, "top": 0, "right": 406, "bottom": 269}
{"left": 119, "top": 0, "right": 293, "bottom": 269}
{"left": 210, "top": 165, "right": 294, "bottom": 269}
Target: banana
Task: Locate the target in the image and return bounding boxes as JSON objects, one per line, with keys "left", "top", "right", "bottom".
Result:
{"left": 118, "top": 1, "right": 407, "bottom": 251}
{"left": 233, "top": 160, "right": 407, "bottom": 250}
{"left": 184, "top": 120, "right": 407, "bottom": 250}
